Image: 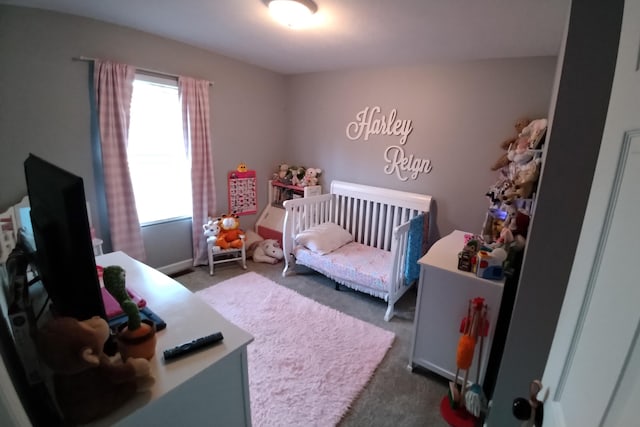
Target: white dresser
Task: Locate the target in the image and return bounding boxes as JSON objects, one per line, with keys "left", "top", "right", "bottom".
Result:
{"left": 409, "top": 230, "right": 504, "bottom": 384}
{"left": 89, "top": 251, "right": 254, "bottom": 427}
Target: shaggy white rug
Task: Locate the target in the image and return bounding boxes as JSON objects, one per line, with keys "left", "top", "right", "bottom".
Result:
{"left": 196, "top": 271, "right": 395, "bottom": 427}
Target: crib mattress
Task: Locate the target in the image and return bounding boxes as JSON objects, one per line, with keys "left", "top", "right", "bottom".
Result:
{"left": 294, "top": 242, "right": 392, "bottom": 300}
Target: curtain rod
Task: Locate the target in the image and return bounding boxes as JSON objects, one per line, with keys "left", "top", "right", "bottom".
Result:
{"left": 73, "top": 56, "right": 213, "bottom": 86}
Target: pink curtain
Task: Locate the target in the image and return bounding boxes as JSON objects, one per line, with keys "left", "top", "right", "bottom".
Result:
{"left": 94, "top": 60, "right": 146, "bottom": 261}
{"left": 179, "top": 77, "right": 216, "bottom": 266}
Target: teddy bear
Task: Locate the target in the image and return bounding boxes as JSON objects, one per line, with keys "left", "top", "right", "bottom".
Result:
{"left": 301, "top": 167, "right": 322, "bottom": 187}
{"left": 36, "top": 316, "right": 154, "bottom": 425}
{"left": 273, "top": 163, "right": 289, "bottom": 183}
{"left": 216, "top": 213, "right": 245, "bottom": 249}
{"left": 491, "top": 118, "right": 531, "bottom": 171}
{"left": 251, "top": 239, "right": 284, "bottom": 264}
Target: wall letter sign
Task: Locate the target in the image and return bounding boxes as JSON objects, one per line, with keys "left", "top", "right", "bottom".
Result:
{"left": 346, "top": 106, "right": 432, "bottom": 181}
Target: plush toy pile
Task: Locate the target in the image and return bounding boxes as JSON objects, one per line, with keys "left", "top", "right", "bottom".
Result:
{"left": 272, "top": 163, "right": 322, "bottom": 187}
{"left": 468, "top": 117, "right": 548, "bottom": 278}
{"left": 37, "top": 316, "right": 154, "bottom": 425}
{"left": 485, "top": 117, "right": 547, "bottom": 240}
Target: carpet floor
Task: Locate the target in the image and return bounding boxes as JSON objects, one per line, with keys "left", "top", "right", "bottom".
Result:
{"left": 173, "top": 260, "right": 449, "bottom": 427}
{"left": 197, "top": 272, "right": 395, "bottom": 427}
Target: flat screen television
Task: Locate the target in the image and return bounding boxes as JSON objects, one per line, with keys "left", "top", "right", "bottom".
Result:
{"left": 24, "top": 154, "right": 106, "bottom": 321}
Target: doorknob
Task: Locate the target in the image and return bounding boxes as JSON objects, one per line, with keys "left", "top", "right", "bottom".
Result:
{"left": 512, "top": 379, "right": 546, "bottom": 426}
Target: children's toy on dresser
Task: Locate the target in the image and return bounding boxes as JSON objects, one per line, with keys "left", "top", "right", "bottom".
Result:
{"left": 104, "top": 266, "right": 157, "bottom": 361}
{"left": 458, "top": 235, "right": 480, "bottom": 272}
{"left": 474, "top": 247, "right": 507, "bottom": 280}
{"left": 37, "top": 316, "right": 154, "bottom": 425}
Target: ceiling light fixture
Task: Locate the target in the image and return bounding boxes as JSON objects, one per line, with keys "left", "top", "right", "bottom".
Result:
{"left": 264, "top": 0, "right": 318, "bottom": 28}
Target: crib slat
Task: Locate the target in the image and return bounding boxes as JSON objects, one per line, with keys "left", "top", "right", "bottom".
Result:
{"left": 363, "top": 200, "right": 371, "bottom": 246}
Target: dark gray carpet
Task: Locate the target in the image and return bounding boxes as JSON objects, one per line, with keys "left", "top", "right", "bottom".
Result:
{"left": 173, "top": 260, "right": 449, "bottom": 427}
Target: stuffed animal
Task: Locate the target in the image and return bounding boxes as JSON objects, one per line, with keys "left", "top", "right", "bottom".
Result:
{"left": 503, "top": 159, "right": 541, "bottom": 202}
{"left": 506, "top": 134, "right": 535, "bottom": 165}
{"left": 301, "top": 167, "right": 322, "bottom": 187}
{"left": 288, "top": 166, "right": 306, "bottom": 186}
{"left": 37, "top": 316, "right": 154, "bottom": 425}
{"left": 273, "top": 163, "right": 289, "bottom": 182}
{"left": 520, "top": 118, "right": 548, "bottom": 149}
{"left": 203, "top": 217, "right": 220, "bottom": 238}
{"left": 491, "top": 118, "right": 531, "bottom": 171}
{"left": 216, "top": 214, "right": 245, "bottom": 249}
{"left": 485, "top": 173, "right": 513, "bottom": 207}
{"left": 251, "top": 239, "right": 284, "bottom": 264}
{"left": 203, "top": 217, "right": 221, "bottom": 251}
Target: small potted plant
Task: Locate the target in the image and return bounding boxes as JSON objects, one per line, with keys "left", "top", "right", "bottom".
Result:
{"left": 103, "top": 265, "right": 157, "bottom": 360}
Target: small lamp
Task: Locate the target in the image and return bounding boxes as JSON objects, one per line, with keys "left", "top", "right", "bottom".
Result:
{"left": 264, "top": 0, "right": 318, "bottom": 28}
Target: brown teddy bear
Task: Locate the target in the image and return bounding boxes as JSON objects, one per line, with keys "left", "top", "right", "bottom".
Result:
{"left": 37, "top": 316, "right": 154, "bottom": 425}
{"left": 490, "top": 118, "right": 531, "bottom": 171}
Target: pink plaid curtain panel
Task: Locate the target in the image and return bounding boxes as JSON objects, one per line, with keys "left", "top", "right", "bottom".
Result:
{"left": 94, "top": 60, "right": 146, "bottom": 261}
{"left": 179, "top": 76, "right": 216, "bottom": 266}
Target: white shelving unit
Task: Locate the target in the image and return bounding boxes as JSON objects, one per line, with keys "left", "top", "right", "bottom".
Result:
{"left": 255, "top": 180, "right": 321, "bottom": 243}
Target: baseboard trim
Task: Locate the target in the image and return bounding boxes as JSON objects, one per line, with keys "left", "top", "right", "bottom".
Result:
{"left": 157, "top": 259, "right": 193, "bottom": 276}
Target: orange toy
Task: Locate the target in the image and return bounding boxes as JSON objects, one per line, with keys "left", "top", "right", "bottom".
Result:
{"left": 216, "top": 214, "right": 245, "bottom": 249}
{"left": 449, "top": 297, "right": 488, "bottom": 410}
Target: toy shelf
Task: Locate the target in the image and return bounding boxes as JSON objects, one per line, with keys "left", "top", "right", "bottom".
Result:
{"left": 269, "top": 181, "right": 321, "bottom": 208}
{"left": 255, "top": 180, "right": 321, "bottom": 244}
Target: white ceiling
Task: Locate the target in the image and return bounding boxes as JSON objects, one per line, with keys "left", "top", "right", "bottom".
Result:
{"left": 1, "top": 0, "right": 571, "bottom": 75}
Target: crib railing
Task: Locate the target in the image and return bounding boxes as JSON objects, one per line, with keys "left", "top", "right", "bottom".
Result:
{"left": 282, "top": 181, "right": 432, "bottom": 273}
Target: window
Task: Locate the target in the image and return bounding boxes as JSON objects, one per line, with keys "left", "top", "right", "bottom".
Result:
{"left": 127, "top": 74, "right": 192, "bottom": 225}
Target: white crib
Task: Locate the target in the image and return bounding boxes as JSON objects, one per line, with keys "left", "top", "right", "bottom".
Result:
{"left": 282, "top": 181, "right": 433, "bottom": 321}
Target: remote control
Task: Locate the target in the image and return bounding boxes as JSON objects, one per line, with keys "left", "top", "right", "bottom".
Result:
{"left": 163, "top": 332, "right": 224, "bottom": 361}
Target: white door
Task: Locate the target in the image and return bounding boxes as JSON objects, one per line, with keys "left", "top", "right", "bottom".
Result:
{"left": 541, "top": 1, "right": 640, "bottom": 426}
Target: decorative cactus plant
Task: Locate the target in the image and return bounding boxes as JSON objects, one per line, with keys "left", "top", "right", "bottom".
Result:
{"left": 103, "top": 265, "right": 141, "bottom": 331}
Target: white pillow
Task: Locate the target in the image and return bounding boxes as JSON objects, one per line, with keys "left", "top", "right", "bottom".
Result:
{"left": 295, "top": 222, "right": 353, "bottom": 255}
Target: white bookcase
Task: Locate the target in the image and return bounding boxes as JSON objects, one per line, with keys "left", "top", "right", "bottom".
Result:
{"left": 255, "top": 180, "right": 321, "bottom": 243}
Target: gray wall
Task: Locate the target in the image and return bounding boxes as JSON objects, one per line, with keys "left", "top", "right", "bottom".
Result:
{"left": 0, "top": 6, "right": 558, "bottom": 268}
{"left": 0, "top": 6, "right": 287, "bottom": 267}
{"left": 286, "top": 59, "right": 557, "bottom": 237}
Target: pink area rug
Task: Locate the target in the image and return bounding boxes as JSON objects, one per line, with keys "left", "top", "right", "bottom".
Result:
{"left": 196, "top": 272, "right": 395, "bottom": 427}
